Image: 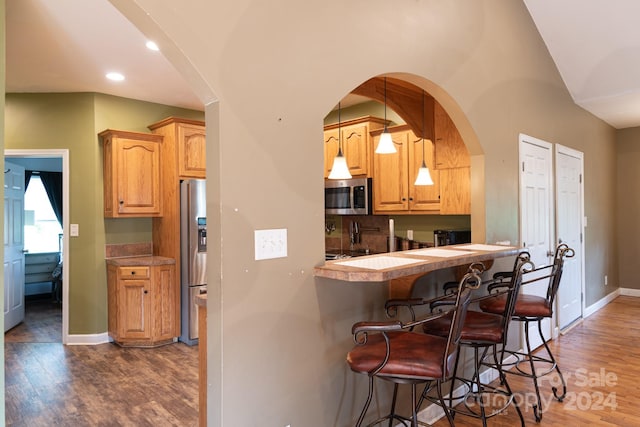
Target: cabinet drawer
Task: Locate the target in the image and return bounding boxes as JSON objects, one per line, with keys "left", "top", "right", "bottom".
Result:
{"left": 118, "top": 266, "right": 150, "bottom": 279}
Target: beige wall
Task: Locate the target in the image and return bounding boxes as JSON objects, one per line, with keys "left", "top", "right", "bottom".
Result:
{"left": 110, "top": 0, "right": 620, "bottom": 425}
{"left": 4, "top": 93, "right": 203, "bottom": 334}
{"left": 0, "top": 0, "right": 609, "bottom": 426}
{"left": 616, "top": 127, "right": 640, "bottom": 289}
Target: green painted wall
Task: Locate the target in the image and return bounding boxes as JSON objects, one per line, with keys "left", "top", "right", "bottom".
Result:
{"left": 323, "top": 100, "right": 404, "bottom": 126}
{"left": 4, "top": 92, "right": 203, "bottom": 335}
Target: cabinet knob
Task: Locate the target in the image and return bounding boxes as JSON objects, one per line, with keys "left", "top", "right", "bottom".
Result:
{"left": 402, "top": 198, "right": 406, "bottom": 201}
{"left": 409, "top": 197, "right": 414, "bottom": 201}
{"left": 130, "top": 271, "right": 135, "bottom": 275}
{"left": 119, "top": 200, "right": 124, "bottom": 205}
{"left": 144, "top": 290, "right": 149, "bottom": 294}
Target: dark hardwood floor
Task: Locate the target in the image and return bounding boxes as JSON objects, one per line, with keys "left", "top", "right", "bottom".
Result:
{"left": 5, "top": 297, "right": 199, "bottom": 426}
{"left": 6, "top": 295, "right": 640, "bottom": 426}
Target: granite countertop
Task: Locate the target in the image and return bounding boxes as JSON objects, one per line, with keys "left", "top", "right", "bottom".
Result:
{"left": 314, "top": 244, "right": 520, "bottom": 282}
{"left": 106, "top": 256, "right": 176, "bottom": 266}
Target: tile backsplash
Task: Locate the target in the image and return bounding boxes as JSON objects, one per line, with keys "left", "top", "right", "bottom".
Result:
{"left": 325, "top": 215, "right": 391, "bottom": 254}
{"left": 105, "top": 242, "right": 152, "bottom": 259}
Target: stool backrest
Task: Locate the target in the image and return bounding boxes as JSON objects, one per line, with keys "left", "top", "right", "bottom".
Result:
{"left": 499, "top": 252, "right": 534, "bottom": 340}
{"left": 442, "top": 269, "right": 475, "bottom": 378}
{"left": 546, "top": 243, "right": 576, "bottom": 306}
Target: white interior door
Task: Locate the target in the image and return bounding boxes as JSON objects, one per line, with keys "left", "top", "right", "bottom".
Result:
{"left": 519, "top": 134, "right": 554, "bottom": 349}
{"left": 4, "top": 161, "right": 26, "bottom": 332}
{"left": 555, "top": 144, "right": 584, "bottom": 329}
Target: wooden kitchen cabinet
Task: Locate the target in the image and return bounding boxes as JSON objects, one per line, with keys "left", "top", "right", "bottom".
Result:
{"left": 323, "top": 116, "right": 387, "bottom": 178}
{"left": 107, "top": 258, "right": 178, "bottom": 347}
{"left": 371, "top": 125, "right": 440, "bottom": 213}
{"left": 99, "top": 129, "right": 163, "bottom": 218}
{"left": 440, "top": 167, "right": 471, "bottom": 214}
{"left": 434, "top": 101, "right": 470, "bottom": 169}
{"left": 148, "top": 117, "right": 206, "bottom": 179}
{"left": 148, "top": 117, "right": 206, "bottom": 305}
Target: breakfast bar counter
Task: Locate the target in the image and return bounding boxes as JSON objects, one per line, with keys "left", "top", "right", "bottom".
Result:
{"left": 314, "top": 244, "right": 520, "bottom": 282}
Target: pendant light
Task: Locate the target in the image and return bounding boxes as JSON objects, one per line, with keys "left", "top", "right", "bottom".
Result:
{"left": 328, "top": 102, "right": 352, "bottom": 179}
{"left": 414, "top": 90, "right": 434, "bottom": 186}
{"left": 375, "top": 77, "right": 397, "bottom": 154}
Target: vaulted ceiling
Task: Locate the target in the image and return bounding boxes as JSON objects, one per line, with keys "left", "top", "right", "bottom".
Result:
{"left": 6, "top": 0, "right": 640, "bottom": 129}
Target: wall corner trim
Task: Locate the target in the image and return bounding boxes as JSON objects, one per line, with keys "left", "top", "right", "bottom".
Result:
{"left": 65, "top": 332, "right": 110, "bottom": 346}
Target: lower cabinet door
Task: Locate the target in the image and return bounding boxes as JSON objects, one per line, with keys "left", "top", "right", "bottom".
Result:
{"left": 118, "top": 278, "right": 151, "bottom": 340}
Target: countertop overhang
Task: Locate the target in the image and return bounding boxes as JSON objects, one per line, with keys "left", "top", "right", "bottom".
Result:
{"left": 105, "top": 256, "right": 176, "bottom": 266}
{"left": 314, "top": 244, "right": 521, "bottom": 282}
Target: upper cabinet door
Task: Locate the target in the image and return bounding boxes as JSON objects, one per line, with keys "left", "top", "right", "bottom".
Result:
{"left": 434, "top": 102, "right": 470, "bottom": 169}
{"left": 100, "top": 129, "right": 164, "bottom": 218}
{"left": 341, "top": 123, "right": 369, "bottom": 177}
{"left": 372, "top": 130, "right": 410, "bottom": 212}
{"left": 177, "top": 123, "right": 206, "bottom": 179}
{"left": 323, "top": 116, "right": 387, "bottom": 178}
{"left": 323, "top": 128, "right": 340, "bottom": 178}
{"left": 407, "top": 130, "right": 440, "bottom": 212}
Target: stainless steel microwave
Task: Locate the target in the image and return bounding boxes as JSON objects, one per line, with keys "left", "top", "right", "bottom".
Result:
{"left": 325, "top": 178, "right": 372, "bottom": 215}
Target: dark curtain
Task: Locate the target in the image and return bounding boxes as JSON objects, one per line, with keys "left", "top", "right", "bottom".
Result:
{"left": 25, "top": 170, "right": 33, "bottom": 191}
{"left": 39, "top": 171, "right": 63, "bottom": 227}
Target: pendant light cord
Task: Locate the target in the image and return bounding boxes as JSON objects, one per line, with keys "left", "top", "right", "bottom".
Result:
{"left": 338, "top": 101, "right": 342, "bottom": 153}
{"left": 421, "top": 90, "right": 426, "bottom": 163}
{"left": 384, "top": 77, "right": 388, "bottom": 131}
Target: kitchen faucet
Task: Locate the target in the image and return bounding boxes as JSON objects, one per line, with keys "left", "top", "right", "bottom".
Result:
{"left": 349, "top": 221, "right": 361, "bottom": 248}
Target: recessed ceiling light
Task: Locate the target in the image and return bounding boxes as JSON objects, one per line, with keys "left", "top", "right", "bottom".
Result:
{"left": 146, "top": 41, "right": 159, "bottom": 51}
{"left": 106, "top": 72, "right": 125, "bottom": 82}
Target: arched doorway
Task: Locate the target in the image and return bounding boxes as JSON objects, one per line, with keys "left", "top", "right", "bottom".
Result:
{"left": 323, "top": 75, "right": 485, "bottom": 259}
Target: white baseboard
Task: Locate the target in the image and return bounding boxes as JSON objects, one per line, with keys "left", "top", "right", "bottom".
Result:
{"left": 619, "top": 287, "right": 640, "bottom": 297}
{"left": 414, "top": 352, "right": 520, "bottom": 425}
{"left": 584, "top": 288, "right": 620, "bottom": 318}
{"left": 65, "top": 332, "right": 111, "bottom": 345}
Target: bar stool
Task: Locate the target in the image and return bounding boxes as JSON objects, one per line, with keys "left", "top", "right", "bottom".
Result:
{"left": 418, "top": 252, "right": 531, "bottom": 426}
{"left": 479, "top": 243, "right": 575, "bottom": 422}
{"left": 346, "top": 268, "right": 479, "bottom": 427}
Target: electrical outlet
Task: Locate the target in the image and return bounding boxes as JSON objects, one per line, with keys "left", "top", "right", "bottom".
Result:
{"left": 604, "top": 275, "right": 608, "bottom": 286}
{"left": 254, "top": 228, "right": 287, "bottom": 260}
{"left": 407, "top": 229, "right": 413, "bottom": 240}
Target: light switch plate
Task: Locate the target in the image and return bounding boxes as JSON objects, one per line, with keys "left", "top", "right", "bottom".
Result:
{"left": 70, "top": 223, "right": 79, "bottom": 237}
{"left": 255, "top": 228, "right": 287, "bottom": 260}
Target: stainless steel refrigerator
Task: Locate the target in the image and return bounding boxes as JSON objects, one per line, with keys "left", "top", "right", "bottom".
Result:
{"left": 180, "top": 179, "right": 207, "bottom": 345}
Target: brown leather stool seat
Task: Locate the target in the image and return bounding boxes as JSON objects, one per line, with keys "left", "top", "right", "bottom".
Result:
{"left": 346, "top": 270, "right": 478, "bottom": 427}
{"left": 425, "top": 310, "right": 505, "bottom": 344}
{"left": 348, "top": 331, "right": 453, "bottom": 383}
{"left": 480, "top": 293, "right": 552, "bottom": 318}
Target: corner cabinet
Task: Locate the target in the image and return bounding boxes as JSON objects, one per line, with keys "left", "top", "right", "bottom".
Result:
{"left": 434, "top": 101, "right": 470, "bottom": 169}
{"left": 371, "top": 125, "right": 440, "bottom": 213}
{"left": 433, "top": 102, "right": 471, "bottom": 214}
{"left": 148, "top": 117, "right": 206, "bottom": 179}
{"left": 323, "top": 116, "right": 387, "bottom": 178}
{"left": 107, "top": 258, "right": 178, "bottom": 347}
{"left": 99, "top": 129, "right": 164, "bottom": 218}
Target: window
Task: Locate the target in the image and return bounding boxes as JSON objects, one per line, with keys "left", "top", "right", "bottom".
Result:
{"left": 24, "top": 175, "right": 63, "bottom": 254}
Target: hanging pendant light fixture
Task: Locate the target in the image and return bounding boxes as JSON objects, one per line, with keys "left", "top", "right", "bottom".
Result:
{"left": 328, "top": 102, "right": 352, "bottom": 180}
{"left": 375, "top": 77, "right": 397, "bottom": 154}
{"left": 414, "top": 90, "right": 434, "bottom": 186}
